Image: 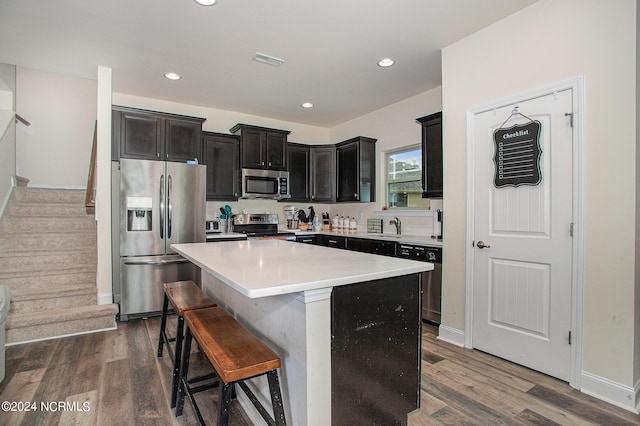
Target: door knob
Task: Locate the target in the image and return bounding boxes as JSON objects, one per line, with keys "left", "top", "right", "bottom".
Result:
{"left": 476, "top": 241, "right": 491, "bottom": 249}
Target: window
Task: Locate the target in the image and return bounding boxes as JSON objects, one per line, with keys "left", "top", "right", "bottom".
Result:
{"left": 385, "top": 145, "right": 429, "bottom": 209}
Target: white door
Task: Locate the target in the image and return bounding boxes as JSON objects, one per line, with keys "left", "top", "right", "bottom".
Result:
{"left": 472, "top": 89, "right": 573, "bottom": 381}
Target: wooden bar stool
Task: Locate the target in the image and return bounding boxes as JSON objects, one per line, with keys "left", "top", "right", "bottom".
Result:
{"left": 176, "top": 306, "right": 286, "bottom": 426}
{"left": 157, "top": 280, "right": 217, "bottom": 408}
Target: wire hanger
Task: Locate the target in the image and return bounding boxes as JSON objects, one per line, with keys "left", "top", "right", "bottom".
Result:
{"left": 499, "top": 104, "right": 535, "bottom": 129}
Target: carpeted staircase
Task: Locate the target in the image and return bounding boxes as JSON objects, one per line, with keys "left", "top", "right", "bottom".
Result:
{"left": 0, "top": 187, "right": 118, "bottom": 344}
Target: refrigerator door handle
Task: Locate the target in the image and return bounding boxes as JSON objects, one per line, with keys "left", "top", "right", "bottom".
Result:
{"left": 123, "top": 258, "right": 190, "bottom": 266}
{"left": 159, "top": 174, "right": 165, "bottom": 239}
{"left": 168, "top": 174, "right": 173, "bottom": 239}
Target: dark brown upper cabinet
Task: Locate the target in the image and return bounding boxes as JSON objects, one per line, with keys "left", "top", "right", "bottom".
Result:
{"left": 336, "top": 136, "right": 376, "bottom": 203}
{"left": 230, "top": 123, "right": 290, "bottom": 171}
{"left": 286, "top": 143, "right": 336, "bottom": 203}
{"left": 416, "top": 112, "right": 443, "bottom": 199}
{"left": 287, "top": 143, "right": 310, "bottom": 202}
{"left": 202, "top": 132, "right": 240, "bottom": 201}
{"left": 310, "top": 145, "right": 336, "bottom": 203}
{"left": 112, "top": 106, "right": 204, "bottom": 162}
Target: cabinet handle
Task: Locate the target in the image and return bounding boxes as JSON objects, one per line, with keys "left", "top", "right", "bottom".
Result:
{"left": 157, "top": 152, "right": 160, "bottom": 158}
{"left": 268, "top": 162, "right": 272, "bottom": 167}
{"left": 261, "top": 161, "right": 265, "bottom": 166}
{"left": 354, "top": 193, "right": 358, "bottom": 197}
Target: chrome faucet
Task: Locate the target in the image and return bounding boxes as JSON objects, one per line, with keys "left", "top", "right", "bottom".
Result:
{"left": 389, "top": 217, "right": 402, "bottom": 235}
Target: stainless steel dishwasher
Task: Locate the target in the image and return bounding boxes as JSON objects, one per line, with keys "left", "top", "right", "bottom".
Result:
{"left": 396, "top": 244, "right": 442, "bottom": 324}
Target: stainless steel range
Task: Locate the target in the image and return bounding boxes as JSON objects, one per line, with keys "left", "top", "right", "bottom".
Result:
{"left": 232, "top": 213, "right": 296, "bottom": 240}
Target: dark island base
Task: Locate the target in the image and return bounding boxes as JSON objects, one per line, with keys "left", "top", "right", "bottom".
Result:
{"left": 331, "top": 273, "right": 422, "bottom": 425}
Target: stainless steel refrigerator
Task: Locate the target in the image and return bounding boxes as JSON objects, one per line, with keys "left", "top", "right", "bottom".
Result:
{"left": 115, "top": 158, "right": 205, "bottom": 320}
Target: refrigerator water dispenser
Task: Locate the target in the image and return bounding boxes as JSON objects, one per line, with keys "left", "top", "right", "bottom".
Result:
{"left": 126, "top": 196, "right": 152, "bottom": 231}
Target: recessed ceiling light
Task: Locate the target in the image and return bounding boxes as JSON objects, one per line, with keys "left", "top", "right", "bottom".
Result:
{"left": 377, "top": 58, "right": 396, "bottom": 67}
{"left": 193, "top": 0, "right": 217, "bottom": 5}
{"left": 164, "top": 72, "right": 181, "bottom": 80}
{"left": 301, "top": 102, "right": 314, "bottom": 108}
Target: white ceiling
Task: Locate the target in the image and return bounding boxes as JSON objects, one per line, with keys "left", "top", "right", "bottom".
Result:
{"left": 0, "top": 0, "right": 537, "bottom": 127}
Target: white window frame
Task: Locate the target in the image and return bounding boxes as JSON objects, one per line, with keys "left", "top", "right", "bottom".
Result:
{"left": 384, "top": 144, "right": 427, "bottom": 211}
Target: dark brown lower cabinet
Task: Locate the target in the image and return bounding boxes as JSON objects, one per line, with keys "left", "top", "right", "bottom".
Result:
{"left": 332, "top": 274, "right": 421, "bottom": 425}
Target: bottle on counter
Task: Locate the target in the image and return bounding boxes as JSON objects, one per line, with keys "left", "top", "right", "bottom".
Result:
{"left": 332, "top": 215, "right": 339, "bottom": 232}
{"left": 338, "top": 216, "right": 344, "bottom": 233}
{"left": 349, "top": 217, "right": 357, "bottom": 234}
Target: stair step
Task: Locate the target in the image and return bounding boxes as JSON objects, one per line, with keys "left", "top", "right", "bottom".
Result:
{"left": 0, "top": 268, "right": 97, "bottom": 289}
{"left": 13, "top": 187, "right": 85, "bottom": 204}
{"left": 6, "top": 304, "right": 119, "bottom": 344}
{"left": 8, "top": 202, "right": 89, "bottom": 217}
{"left": 1, "top": 187, "right": 118, "bottom": 345}
{"left": 0, "top": 250, "right": 96, "bottom": 271}
{"left": 10, "top": 284, "right": 97, "bottom": 313}
{"left": 0, "top": 231, "right": 96, "bottom": 251}
{"left": 0, "top": 216, "right": 96, "bottom": 233}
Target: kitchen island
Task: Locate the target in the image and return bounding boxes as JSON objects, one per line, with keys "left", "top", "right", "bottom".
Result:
{"left": 172, "top": 240, "right": 433, "bottom": 425}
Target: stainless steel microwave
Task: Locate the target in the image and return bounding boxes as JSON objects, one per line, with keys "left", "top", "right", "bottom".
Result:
{"left": 241, "top": 168, "right": 290, "bottom": 200}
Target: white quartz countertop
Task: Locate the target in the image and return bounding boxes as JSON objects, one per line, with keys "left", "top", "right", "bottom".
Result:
{"left": 172, "top": 240, "right": 433, "bottom": 298}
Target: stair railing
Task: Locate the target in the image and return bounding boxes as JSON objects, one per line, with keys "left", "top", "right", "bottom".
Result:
{"left": 85, "top": 121, "right": 97, "bottom": 215}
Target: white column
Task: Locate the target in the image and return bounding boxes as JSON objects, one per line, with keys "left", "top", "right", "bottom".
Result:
{"left": 295, "top": 289, "right": 333, "bottom": 426}
{"left": 202, "top": 273, "right": 333, "bottom": 425}
{"left": 95, "top": 66, "right": 112, "bottom": 304}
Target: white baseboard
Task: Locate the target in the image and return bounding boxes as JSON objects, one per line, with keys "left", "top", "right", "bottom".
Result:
{"left": 97, "top": 292, "right": 114, "bottom": 306}
{"left": 436, "top": 324, "right": 465, "bottom": 347}
{"left": 580, "top": 370, "right": 639, "bottom": 414}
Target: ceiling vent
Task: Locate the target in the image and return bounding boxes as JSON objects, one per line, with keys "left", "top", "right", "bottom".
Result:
{"left": 253, "top": 53, "right": 285, "bottom": 67}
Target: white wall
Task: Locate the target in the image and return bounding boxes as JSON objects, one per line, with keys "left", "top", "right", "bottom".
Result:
{"left": 441, "top": 0, "right": 637, "bottom": 404}
{"left": 329, "top": 87, "right": 442, "bottom": 233}
{"left": 635, "top": 0, "right": 640, "bottom": 408}
{"left": 96, "top": 67, "right": 113, "bottom": 305}
{"left": 0, "top": 63, "right": 16, "bottom": 217}
{"left": 0, "top": 63, "right": 14, "bottom": 110}
{"left": 16, "top": 67, "right": 97, "bottom": 188}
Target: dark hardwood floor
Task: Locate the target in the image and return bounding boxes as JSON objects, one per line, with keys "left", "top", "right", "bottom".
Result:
{"left": 0, "top": 316, "right": 252, "bottom": 426}
{"left": 410, "top": 324, "right": 639, "bottom": 426}
{"left": 0, "top": 318, "right": 638, "bottom": 425}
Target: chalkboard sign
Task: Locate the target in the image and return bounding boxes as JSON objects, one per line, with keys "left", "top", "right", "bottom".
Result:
{"left": 493, "top": 120, "right": 542, "bottom": 188}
